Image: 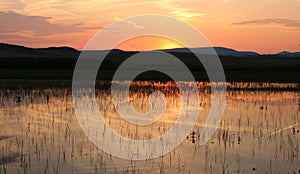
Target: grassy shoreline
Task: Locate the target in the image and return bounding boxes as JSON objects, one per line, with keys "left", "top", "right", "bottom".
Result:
{"left": 0, "top": 77, "right": 299, "bottom": 90}
{"left": 0, "top": 68, "right": 299, "bottom": 82}
{"left": 1, "top": 52, "right": 299, "bottom": 85}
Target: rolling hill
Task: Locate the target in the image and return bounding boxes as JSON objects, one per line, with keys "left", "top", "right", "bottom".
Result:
{"left": 0, "top": 43, "right": 299, "bottom": 82}
{"left": 1, "top": 43, "right": 300, "bottom": 58}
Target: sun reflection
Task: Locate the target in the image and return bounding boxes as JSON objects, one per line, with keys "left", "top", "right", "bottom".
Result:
{"left": 0, "top": 82, "right": 299, "bottom": 173}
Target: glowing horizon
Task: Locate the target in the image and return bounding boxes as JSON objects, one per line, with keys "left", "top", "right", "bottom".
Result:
{"left": 0, "top": 0, "right": 299, "bottom": 54}
{"left": 115, "top": 36, "right": 185, "bottom": 51}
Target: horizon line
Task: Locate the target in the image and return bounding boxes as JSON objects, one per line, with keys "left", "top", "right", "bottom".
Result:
{"left": 1, "top": 42, "right": 299, "bottom": 55}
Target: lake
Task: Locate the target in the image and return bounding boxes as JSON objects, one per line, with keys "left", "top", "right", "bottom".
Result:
{"left": 0, "top": 81, "right": 299, "bottom": 173}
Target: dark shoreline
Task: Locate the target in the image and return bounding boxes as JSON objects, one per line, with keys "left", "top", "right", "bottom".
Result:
{"left": 0, "top": 51, "right": 299, "bottom": 84}
{"left": 0, "top": 68, "right": 299, "bottom": 82}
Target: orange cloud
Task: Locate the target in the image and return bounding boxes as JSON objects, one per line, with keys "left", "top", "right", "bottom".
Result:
{"left": 0, "top": 11, "right": 89, "bottom": 36}
{"left": 233, "top": 18, "right": 300, "bottom": 29}
{"left": 0, "top": 0, "right": 299, "bottom": 53}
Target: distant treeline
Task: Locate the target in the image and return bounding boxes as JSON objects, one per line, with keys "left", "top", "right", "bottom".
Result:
{"left": 1, "top": 52, "right": 299, "bottom": 71}
{"left": 0, "top": 56, "right": 77, "bottom": 69}
{"left": 0, "top": 52, "right": 299, "bottom": 82}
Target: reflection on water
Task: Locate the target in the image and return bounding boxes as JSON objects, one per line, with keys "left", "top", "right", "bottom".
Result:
{"left": 0, "top": 82, "right": 299, "bottom": 173}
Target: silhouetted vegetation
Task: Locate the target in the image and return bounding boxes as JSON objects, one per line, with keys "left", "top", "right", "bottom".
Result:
{"left": 0, "top": 43, "right": 299, "bottom": 82}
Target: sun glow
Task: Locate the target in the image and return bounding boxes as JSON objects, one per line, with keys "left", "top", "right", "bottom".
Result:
{"left": 116, "top": 35, "right": 184, "bottom": 51}
{"left": 161, "top": 42, "right": 183, "bottom": 50}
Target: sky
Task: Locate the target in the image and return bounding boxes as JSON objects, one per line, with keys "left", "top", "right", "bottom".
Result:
{"left": 0, "top": 0, "right": 299, "bottom": 53}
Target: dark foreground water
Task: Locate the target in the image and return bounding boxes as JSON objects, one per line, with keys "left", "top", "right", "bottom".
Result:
{"left": 0, "top": 81, "right": 299, "bottom": 173}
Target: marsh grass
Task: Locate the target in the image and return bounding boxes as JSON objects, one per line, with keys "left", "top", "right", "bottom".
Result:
{"left": 0, "top": 81, "right": 299, "bottom": 173}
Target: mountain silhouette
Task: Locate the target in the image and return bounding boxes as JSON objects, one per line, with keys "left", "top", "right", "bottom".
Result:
{"left": 1, "top": 43, "right": 299, "bottom": 58}
{"left": 0, "top": 43, "right": 126, "bottom": 58}
{"left": 0, "top": 43, "right": 299, "bottom": 82}
{"left": 162, "top": 47, "right": 260, "bottom": 57}
{"left": 0, "top": 43, "right": 79, "bottom": 58}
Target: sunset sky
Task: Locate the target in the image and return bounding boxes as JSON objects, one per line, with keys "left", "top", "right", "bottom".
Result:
{"left": 1, "top": 0, "right": 299, "bottom": 53}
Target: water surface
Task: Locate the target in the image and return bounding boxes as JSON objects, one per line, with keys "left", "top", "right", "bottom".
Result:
{"left": 0, "top": 81, "right": 299, "bottom": 173}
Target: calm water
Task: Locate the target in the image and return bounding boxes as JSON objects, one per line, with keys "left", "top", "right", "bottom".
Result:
{"left": 0, "top": 81, "right": 299, "bottom": 173}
